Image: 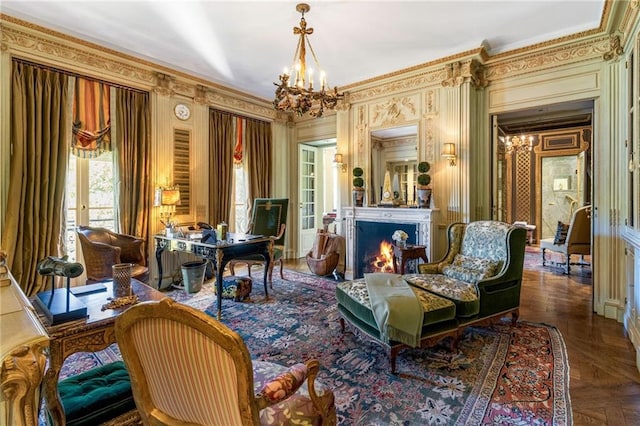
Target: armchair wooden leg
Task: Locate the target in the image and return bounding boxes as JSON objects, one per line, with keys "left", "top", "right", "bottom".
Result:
{"left": 541, "top": 248, "right": 547, "bottom": 266}
{"left": 511, "top": 309, "right": 519, "bottom": 326}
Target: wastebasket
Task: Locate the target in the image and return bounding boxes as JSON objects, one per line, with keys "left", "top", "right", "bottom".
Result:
{"left": 181, "top": 260, "right": 207, "bottom": 293}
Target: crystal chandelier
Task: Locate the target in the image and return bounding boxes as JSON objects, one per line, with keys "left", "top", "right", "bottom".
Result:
{"left": 273, "top": 3, "right": 343, "bottom": 118}
{"left": 503, "top": 135, "right": 534, "bottom": 154}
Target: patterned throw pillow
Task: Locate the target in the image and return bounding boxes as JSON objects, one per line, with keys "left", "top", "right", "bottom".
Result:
{"left": 442, "top": 254, "right": 502, "bottom": 284}
{"left": 553, "top": 221, "right": 570, "bottom": 245}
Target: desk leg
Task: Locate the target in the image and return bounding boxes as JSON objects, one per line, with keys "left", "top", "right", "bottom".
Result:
{"left": 43, "top": 340, "right": 65, "bottom": 425}
{"left": 263, "top": 243, "right": 271, "bottom": 299}
{"left": 155, "top": 239, "right": 168, "bottom": 290}
{"left": 216, "top": 249, "right": 224, "bottom": 320}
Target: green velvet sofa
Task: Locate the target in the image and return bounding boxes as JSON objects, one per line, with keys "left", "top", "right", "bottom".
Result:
{"left": 336, "top": 221, "right": 527, "bottom": 373}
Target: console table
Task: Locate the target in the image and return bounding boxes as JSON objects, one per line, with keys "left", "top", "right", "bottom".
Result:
{"left": 35, "top": 279, "right": 164, "bottom": 425}
{"left": 154, "top": 234, "right": 272, "bottom": 319}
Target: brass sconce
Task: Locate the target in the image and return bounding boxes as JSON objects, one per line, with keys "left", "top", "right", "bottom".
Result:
{"left": 442, "top": 143, "right": 457, "bottom": 166}
{"left": 333, "top": 153, "right": 347, "bottom": 172}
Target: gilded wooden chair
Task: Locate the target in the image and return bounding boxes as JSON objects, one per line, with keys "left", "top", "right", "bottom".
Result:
{"left": 229, "top": 198, "right": 288, "bottom": 285}
{"left": 114, "top": 298, "right": 336, "bottom": 425}
{"left": 77, "top": 225, "right": 149, "bottom": 283}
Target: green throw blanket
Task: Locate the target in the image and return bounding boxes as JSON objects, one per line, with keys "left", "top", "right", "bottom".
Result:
{"left": 365, "top": 273, "right": 424, "bottom": 347}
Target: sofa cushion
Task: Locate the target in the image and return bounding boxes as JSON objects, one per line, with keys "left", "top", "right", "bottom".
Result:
{"left": 403, "top": 274, "right": 480, "bottom": 317}
{"left": 336, "top": 278, "right": 456, "bottom": 328}
{"left": 54, "top": 361, "right": 135, "bottom": 426}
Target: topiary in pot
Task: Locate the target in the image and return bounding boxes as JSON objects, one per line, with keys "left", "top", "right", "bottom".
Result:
{"left": 352, "top": 167, "right": 364, "bottom": 189}
{"left": 416, "top": 161, "right": 432, "bottom": 208}
{"left": 352, "top": 167, "right": 365, "bottom": 207}
{"left": 416, "top": 162, "right": 431, "bottom": 188}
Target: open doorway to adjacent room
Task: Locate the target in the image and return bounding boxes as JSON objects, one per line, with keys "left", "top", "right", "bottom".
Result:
{"left": 491, "top": 99, "right": 594, "bottom": 288}
{"left": 298, "top": 139, "right": 339, "bottom": 257}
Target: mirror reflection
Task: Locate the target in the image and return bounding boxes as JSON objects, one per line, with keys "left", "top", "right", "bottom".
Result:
{"left": 371, "top": 125, "right": 417, "bottom": 206}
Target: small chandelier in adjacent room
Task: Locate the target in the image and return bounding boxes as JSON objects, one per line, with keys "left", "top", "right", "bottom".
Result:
{"left": 273, "top": 3, "right": 344, "bottom": 118}
{"left": 503, "top": 134, "right": 534, "bottom": 154}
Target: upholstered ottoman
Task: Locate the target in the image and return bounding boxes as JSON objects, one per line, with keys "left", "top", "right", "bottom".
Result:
{"left": 52, "top": 361, "right": 135, "bottom": 426}
{"left": 336, "top": 278, "right": 459, "bottom": 373}
{"left": 215, "top": 275, "right": 253, "bottom": 301}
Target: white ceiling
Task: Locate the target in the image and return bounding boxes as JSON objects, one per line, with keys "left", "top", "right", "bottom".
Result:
{"left": 1, "top": 1, "right": 606, "bottom": 102}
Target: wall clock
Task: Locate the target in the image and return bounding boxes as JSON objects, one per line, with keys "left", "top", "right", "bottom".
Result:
{"left": 174, "top": 103, "right": 191, "bottom": 120}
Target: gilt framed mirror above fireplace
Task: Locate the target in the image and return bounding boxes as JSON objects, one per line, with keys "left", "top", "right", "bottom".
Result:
{"left": 342, "top": 206, "right": 440, "bottom": 279}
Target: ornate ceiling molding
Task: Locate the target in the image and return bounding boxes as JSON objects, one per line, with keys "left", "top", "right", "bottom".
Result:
{"left": 484, "top": 35, "right": 611, "bottom": 81}
{"left": 1, "top": 15, "right": 276, "bottom": 121}
{"left": 348, "top": 69, "right": 447, "bottom": 103}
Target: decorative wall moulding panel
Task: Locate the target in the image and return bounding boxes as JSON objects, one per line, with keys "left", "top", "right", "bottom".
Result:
{"left": 369, "top": 95, "right": 421, "bottom": 128}
{"left": 488, "top": 70, "right": 600, "bottom": 112}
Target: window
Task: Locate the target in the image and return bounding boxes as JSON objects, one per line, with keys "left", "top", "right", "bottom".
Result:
{"left": 65, "top": 151, "right": 115, "bottom": 261}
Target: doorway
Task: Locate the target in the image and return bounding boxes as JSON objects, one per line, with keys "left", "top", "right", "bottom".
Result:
{"left": 298, "top": 139, "right": 338, "bottom": 257}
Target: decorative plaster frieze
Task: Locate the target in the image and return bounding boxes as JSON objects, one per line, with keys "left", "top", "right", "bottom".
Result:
{"left": 205, "top": 91, "right": 277, "bottom": 120}
{"left": 424, "top": 116, "right": 435, "bottom": 163}
{"left": 348, "top": 69, "right": 446, "bottom": 103}
{"left": 356, "top": 106, "right": 367, "bottom": 163}
{"left": 485, "top": 36, "right": 610, "bottom": 80}
{"left": 603, "top": 34, "right": 624, "bottom": 61}
{"left": 424, "top": 90, "right": 436, "bottom": 115}
{"left": 370, "top": 96, "right": 419, "bottom": 127}
{"left": 441, "top": 60, "right": 487, "bottom": 88}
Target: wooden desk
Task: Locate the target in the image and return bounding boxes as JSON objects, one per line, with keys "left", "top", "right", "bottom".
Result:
{"left": 392, "top": 244, "right": 429, "bottom": 274}
{"left": 35, "top": 279, "right": 164, "bottom": 426}
{"left": 154, "top": 233, "right": 271, "bottom": 319}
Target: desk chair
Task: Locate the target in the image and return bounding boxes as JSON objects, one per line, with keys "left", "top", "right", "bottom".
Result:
{"left": 540, "top": 205, "right": 591, "bottom": 274}
{"left": 115, "top": 298, "right": 336, "bottom": 425}
{"left": 229, "top": 198, "right": 288, "bottom": 286}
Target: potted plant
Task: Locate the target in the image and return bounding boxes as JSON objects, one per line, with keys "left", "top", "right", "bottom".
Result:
{"left": 352, "top": 167, "right": 365, "bottom": 207}
{"left": 416, "top": 161, "right": 432, "bottom": 208}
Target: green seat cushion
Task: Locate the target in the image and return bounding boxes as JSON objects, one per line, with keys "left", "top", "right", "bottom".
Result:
{"left": 55, "top": 361, "right": 135, "bottom": 426}
{"left": 336, "top": 278, "right": 456, "bottom": 329}
{"left": 403, "top": 274, "right": 480, "bottom": 317}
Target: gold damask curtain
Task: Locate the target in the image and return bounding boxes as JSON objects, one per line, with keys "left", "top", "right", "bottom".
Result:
{"left": 114, "top": 89, "right": 151, "bottom": 245}
{"left": 2, "top": 61, "right": 71, "bottom": 296}
{"left": 245, "top": 118, "right": 272, "bottom": 209}
{"left": 208, "top": 109, "right": 235, "bottom": 225}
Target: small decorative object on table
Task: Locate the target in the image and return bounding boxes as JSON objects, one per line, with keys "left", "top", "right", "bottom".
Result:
{"left": 392, "top": 230, "right": 409, "bottom": 248}
{"left": 112, "top": 263, "right": 133, "bottom": 297}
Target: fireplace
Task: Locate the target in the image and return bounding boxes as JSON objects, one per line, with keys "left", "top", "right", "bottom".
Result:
{"left": 341, "top": 206, "right": 440, "bottom": 280}
{"left": 355, "top": 221, "right": 418, "bottom": 278}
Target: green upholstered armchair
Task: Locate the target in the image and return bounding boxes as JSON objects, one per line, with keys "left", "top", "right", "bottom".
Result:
{"left": 229, "top": 198, "right": 288, "bottom": 285}
{"left": 409, "top": 220, "right": 527, "bottom": 321}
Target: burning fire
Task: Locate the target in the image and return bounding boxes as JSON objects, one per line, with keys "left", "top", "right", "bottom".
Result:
{"left": 370, "top": 240, "right": 395, "bottom": 273}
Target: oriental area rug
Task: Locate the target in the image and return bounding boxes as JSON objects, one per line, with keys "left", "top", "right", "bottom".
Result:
{"left": 56, "top": 270, "right": 571, "bottom": 425}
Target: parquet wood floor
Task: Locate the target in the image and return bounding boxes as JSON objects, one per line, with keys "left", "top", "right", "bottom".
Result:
{"left": 282, "top": 254, "right": 640, "bottom": 425}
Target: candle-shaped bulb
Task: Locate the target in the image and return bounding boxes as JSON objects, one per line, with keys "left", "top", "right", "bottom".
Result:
{"left": 308, "top": 68, "right": 313, "bottom": 90}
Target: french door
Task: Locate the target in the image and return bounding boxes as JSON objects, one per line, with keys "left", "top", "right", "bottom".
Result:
{"left": 65, "top": 151, "right": 116, "bottom": 261}
{"left": 299, "top": 145, "right": 319, "bottom": 256}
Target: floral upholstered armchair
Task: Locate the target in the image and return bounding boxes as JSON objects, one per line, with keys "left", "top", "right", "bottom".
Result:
{"left": 407, "top": 220, "right": 527, "bottom": 322}
{"left": 115, "top": 298, "right": 336, "bottom": 425}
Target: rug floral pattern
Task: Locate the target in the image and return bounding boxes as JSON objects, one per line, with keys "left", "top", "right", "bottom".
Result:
{"left": 58, "top": 270, "right": 571, "bottom": 425}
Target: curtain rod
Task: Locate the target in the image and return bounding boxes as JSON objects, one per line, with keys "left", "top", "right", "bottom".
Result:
{"left": 12, "top": 57, "right": 147, "bottom": 94}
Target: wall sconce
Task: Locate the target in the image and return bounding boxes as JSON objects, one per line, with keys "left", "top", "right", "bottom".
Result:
{"left": 333, "top": 153, "right": 347, "bottom": 172}
{"left": 154, "top": 186, "right": 181, "bottom": 224}
{"left": 442, "top": 143, "right": 457, "bottom": 166}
